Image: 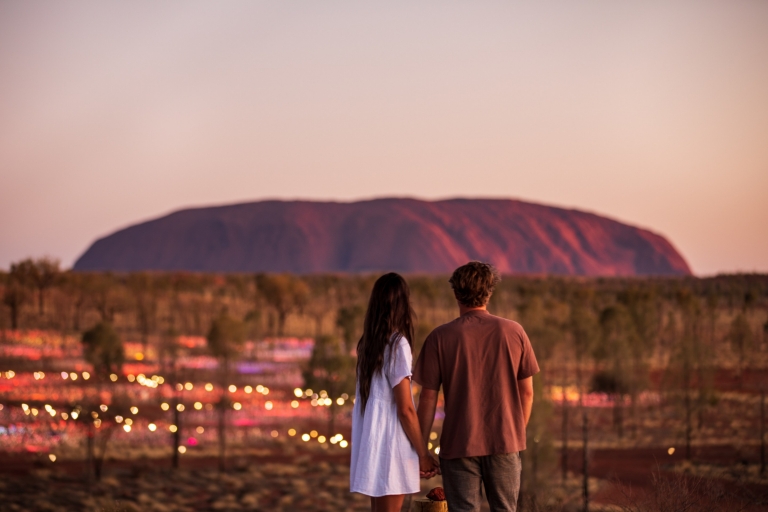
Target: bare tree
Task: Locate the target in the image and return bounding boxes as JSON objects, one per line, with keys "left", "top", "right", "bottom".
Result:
{"left": 206, "top": 312, "right": 246, "bottom": 471}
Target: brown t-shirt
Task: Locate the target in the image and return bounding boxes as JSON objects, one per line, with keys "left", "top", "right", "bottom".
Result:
{"left": 413, "top": 309, "right": 539, "bottom": 460}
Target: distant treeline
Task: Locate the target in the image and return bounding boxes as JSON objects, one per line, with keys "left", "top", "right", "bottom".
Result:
{"left": 2, "top": 258, "right": 767, "bottom": 385}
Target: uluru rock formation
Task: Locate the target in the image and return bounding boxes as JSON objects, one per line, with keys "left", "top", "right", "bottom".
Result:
{"left": 73, "top": 198, "right": 691, "bottom": 276}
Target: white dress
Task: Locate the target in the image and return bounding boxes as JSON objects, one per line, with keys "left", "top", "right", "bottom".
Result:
{"left": 350, "top": 336, "right": 420, "bottom": 496}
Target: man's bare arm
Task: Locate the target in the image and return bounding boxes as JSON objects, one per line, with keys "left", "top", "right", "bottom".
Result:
{"left": 417, "top": 388, "right": 439, "bottom": 445}
{"left": 518, "top": 376, "right": 534, "bottom": 425}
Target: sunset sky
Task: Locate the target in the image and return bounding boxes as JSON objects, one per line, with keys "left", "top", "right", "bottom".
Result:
{"left": 1, "top": 1, "right": 766, "bottom": 275}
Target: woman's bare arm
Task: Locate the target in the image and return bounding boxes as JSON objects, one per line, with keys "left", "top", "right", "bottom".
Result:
{"left": 393, "top": 377, "right": 439, "bottom": 477}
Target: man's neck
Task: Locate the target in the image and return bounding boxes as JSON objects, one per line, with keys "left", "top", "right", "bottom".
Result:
{"left": 458, "top": 303, "right": 487, "bottom": 316}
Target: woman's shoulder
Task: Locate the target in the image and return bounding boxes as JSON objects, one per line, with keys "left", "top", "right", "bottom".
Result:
{"left": 391, "top": 333, "right": 411, "bottom": 350}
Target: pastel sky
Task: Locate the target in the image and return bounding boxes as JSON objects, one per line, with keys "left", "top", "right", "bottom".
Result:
{"left": 1, "top": 1, "right": 767, "bottom": 275}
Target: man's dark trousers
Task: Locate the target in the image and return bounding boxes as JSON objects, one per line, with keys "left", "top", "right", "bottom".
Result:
{"left": 440, "top": 452, "right": 522, "bottom": 512}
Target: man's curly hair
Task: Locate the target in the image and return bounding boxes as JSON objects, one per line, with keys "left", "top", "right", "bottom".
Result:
{"left": 449, "top": 261, "right": 501, "bottom": 308}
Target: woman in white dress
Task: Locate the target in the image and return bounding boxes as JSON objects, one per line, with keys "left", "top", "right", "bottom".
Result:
{"left": 350, "top": 273, "right": 439, "bottom": 512}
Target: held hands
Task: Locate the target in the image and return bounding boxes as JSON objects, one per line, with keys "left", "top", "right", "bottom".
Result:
{"left": 419, "top": 454, "right": 440, "bottom": 479}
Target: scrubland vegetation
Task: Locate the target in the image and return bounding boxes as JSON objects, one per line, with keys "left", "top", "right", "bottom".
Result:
{"left": 2, "top": 258, "right": 768, "bottom": 510}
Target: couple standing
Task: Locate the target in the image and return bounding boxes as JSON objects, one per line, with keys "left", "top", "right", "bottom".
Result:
{"left": 350, "top": 262, "right": 540, "bottom": 512}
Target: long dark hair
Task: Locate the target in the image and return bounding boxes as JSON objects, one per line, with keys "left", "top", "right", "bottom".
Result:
{"left": 356, "top": 273, "right": 415, "bottom": 413}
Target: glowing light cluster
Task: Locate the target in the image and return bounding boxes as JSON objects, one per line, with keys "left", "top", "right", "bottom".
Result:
{"left": 33, "top": 371, "right": 45, "bottom": 380}
{"left": 136, "top": 373, "right": 159, "bottom": 388}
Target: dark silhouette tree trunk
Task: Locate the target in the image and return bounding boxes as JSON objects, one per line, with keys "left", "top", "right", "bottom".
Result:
{"left": 761, "top": 390, "right": 765, "bottom": 475}
{"left": 561, "top": 364, "right": 569, "bottom": 485}
{"left": 218, "top": 400, "right": 227, "bottom": 472}
{"left": 582, "top": 410, "right": 589, "bottom": 512}
{"left": 86, "top": 421, "right": 94, "bottom": 486}
{"left": 172, "top": 395, "right": 181, "bottom": 469}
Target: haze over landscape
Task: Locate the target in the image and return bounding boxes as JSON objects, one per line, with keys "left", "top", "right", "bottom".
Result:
{"left": 2, "top": 3, "right": 768, "bottom": 511}
{"left": 1, "top": 1, "right": 767, "bottom": 275}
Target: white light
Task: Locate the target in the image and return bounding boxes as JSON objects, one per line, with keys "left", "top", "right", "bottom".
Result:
{"left": 265, "top": 401, "right": 273, "bottom": 411}
{"left": 71, "top": 411, "right": 79, "bottom": 420}
{"left": 319, "top": 390, "right": 328, "bottom": 398}
{"left": 196, "top": 426, "right": 204, "bottom": 434}
{"left": 233, "top": 402, "right": 242, "bottom": 410}
{"left": 244, "top": 386, "right": 253, "bottom": 394}
{"left": 336, "top": 398, "right": 345, "bottom": 406}
{"left": 435, "top": 447, "right": 440, "bottom": 455}
{"left": 291, "top": 400, "right": 299, "bottom": 409}
{"left": 178, "top": 446, "right": 186, "bottom": 453}
{"left": 256, "top": 385, "right": 264, "bottom": 393}
{"left": 176, "top": 404, "right": 185, "bottom": 412}
{"left": 109, "top": 374, "right": 117, "bottom": 382}
{"left": 61, "top": 372, "right": 68, "bottom": 379}
{"left": 123, "top": 424, "right": 131, "bottom": 432}
{"left": 228, "top": 385, "right": 237, "bottom": 393}
{"left": 148, "top": 423, "right": 157, "bottom": 432}
{"left": 262, "top": 387, "right": 269, "bottom": 395}
{"left": 130, "top": 406, "right": 138, "bottom": 414}
{"left": 293, "top": 388, "right": 303, "bottom": 398}
{"left": 169, "top": 425, "right": 177, "bottom": 432}
{"left": 82, "top": 372, "right": 90, "bottom": 380}
{"left": 100, "top": 405, "right": 108, "bottom": 412}
{"left": 161, "top": 403, "right": 170, "bottom": 411}
{"left": 318, "top": 435, "right": 326, "bottom": 444}
{"left": 184, "top": 382, "right": 193, "bottom": 391}
{"left": 194, "top": 402, "right": 203, "bottom": 410}
{"left": 340, "top": 440, "right": 348, "bottom": 448}
{"left": 61, "top": 412, "right": 68, "bottom": 420}
{"left": 69, "top": 372, "right": 78, "bottom": 380}
{"left": 127, "top": 374, "right": 135, "bottom": 382}
{"left": 48, "top": 454, "right": 56, "bottom": 462}
{"left": 115, "top": 416, "right": 123, "bottom": 423}
{"left": 205, "top": 383, "right": 213, "bottom": 391}
{"left": 271, "top": 430, "right": 279, "bottom": 438}
{"left": 305, "top": 389, "right": 313, "bottom": 396}
{"left": 124, "top": 418, "right": 133, "bottom": 426}
{"left": 301, "top": 434, "right": 310, "bottom": 442}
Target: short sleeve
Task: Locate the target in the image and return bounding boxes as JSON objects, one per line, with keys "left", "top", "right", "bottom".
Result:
{"left": 517, "top": 327, "right": 540, "bottom": 380}
{"left": 413, "top": 331, "right": 441, "bottom": 391}
{"left": 386, "top": 337, "right": 413, "bottom": 388}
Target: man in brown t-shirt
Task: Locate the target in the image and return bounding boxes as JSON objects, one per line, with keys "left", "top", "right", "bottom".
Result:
{"left": 414, "top": 262, "right": 539, "bottom": 512}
